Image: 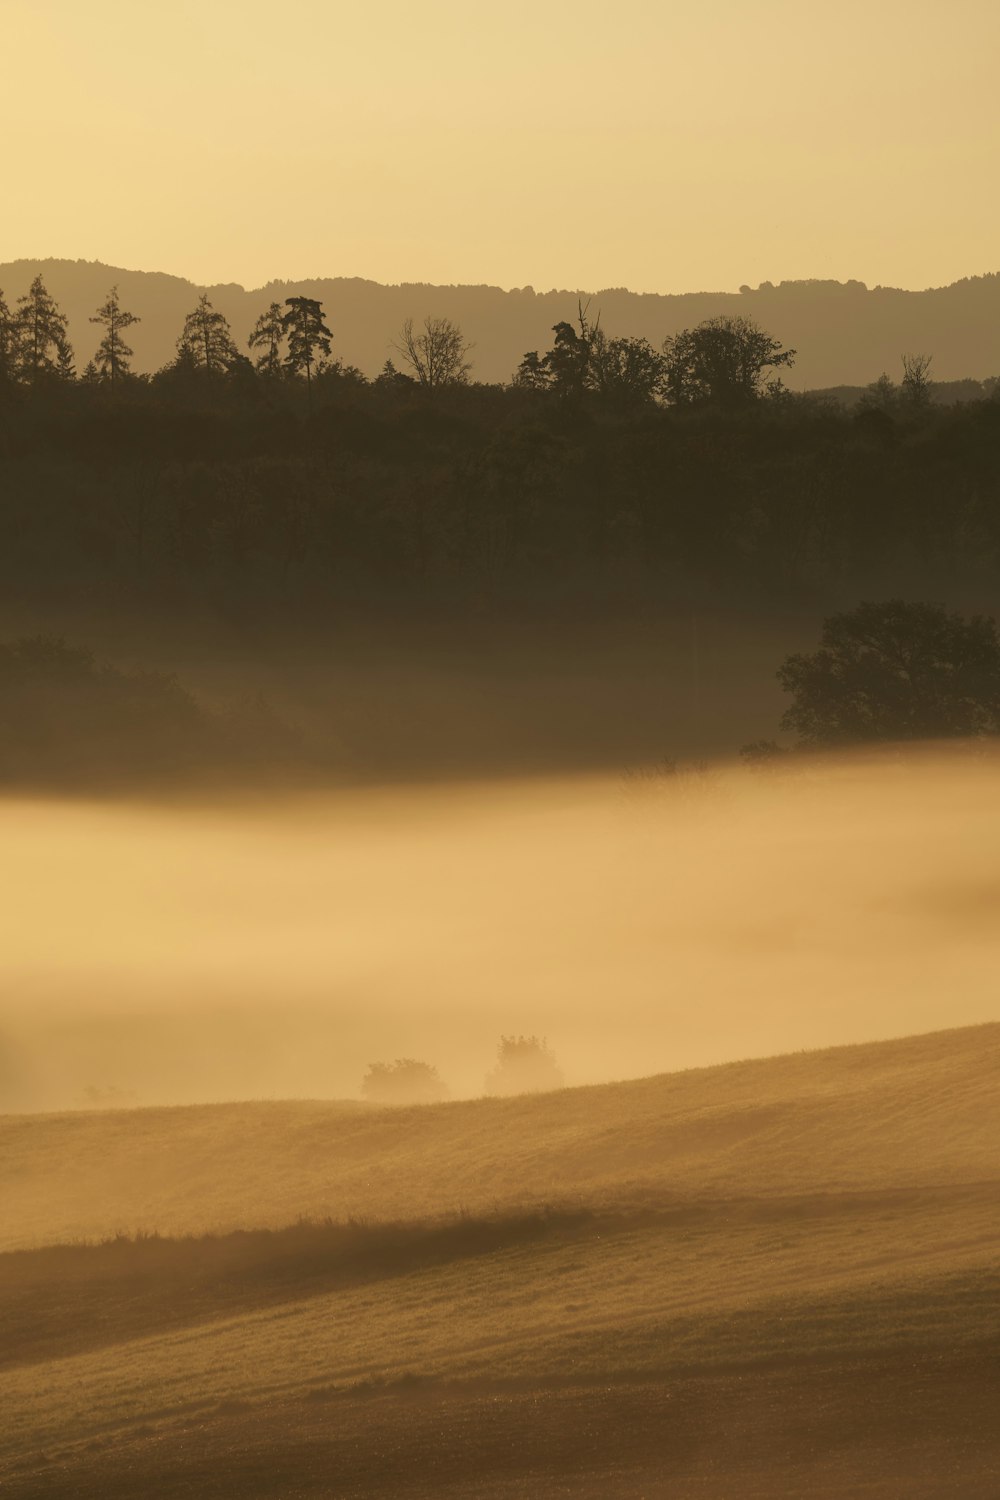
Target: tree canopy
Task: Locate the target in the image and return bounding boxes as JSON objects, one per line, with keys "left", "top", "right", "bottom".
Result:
{"left": 176, "top": 293, "right": 237, "bottom": 376}
{"left": 777, "top": 601, "right": 1000, "bottom": 747}
{"left": 89, "top": 286, "right": 140, "bottom": 385}
{"left": 485, "top": 1036, "right": 564, "bottom": 1096}
{"left": 662, "top": 315, "right": 795, "bottom": 407}
{"left": 361, "top": 1059, "right": 448, "bottom": 1105}
{"left": 248, "top": 301, "right": 286, "bottom": 378}
{"left": 13, "top": 276, "right": 74, "bottom": 383}
{"left": 394, "top": 316, "right": 473, "bottom": 391}
{"left": 281, "top": 297, "right": 332, "bottom": 387}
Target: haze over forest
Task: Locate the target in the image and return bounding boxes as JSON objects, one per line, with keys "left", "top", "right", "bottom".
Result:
{"left": 4, "top": 258, "right": 1000, "bottom": 388}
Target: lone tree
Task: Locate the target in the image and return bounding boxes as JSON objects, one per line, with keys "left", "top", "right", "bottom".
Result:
{"left": 281, "top": 296, "right": 332, "bottom": 389}
{"left": 176, "top": 293, "right": 237, "bottom": 376}
{"left": 393, "top": 316, "right": 472, "bottom": 392}
{"left": 485, "top": 1035, "right": 564, "bottom": 1096}
{"left": 14, "top": 275, "right": 74, "bottom": 383}
{"left": 901, "top": 352, "right": 933, "bottom": 413}
{"left": 361, "top": 1058, "right": 448, "bottom": 1105}
{"left": 90, "top": 286, "right": 140, "bottom": 386}
{"left": 662, "top": 315, "right": 794, "bottom": 407}
{"left": 247, "top": 301, "right": 286, "bottom": 378}
{"left": 777, "top": 600, "right": 1000, "bottom": 747}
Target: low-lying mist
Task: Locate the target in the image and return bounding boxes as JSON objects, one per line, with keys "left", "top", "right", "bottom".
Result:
{"left": 3, "top": 747, "right": 997, "bottom": 1114}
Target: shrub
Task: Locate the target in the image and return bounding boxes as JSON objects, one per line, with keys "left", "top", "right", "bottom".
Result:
{"left": 485, "top": 1035, "right": 564, "bottom": 1096}
{"left": 360, "top": 1059, "right": 448, "bottom": 1106}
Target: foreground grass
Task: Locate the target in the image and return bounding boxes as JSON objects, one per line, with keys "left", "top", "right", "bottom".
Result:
{"left": 2, "top": 1023, "right": 999, "bottom": 1496}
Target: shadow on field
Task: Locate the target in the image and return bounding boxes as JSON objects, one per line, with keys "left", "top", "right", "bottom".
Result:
{"left": 1, "top": 1207, "right": 596, "bottom": 1368}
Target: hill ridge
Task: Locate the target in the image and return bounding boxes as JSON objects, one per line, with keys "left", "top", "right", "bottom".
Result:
{"left": 3, "top": 258, "right": 1000, "bottom": 386}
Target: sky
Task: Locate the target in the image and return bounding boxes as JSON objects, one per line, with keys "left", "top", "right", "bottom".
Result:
{"left": 4, "top": 0, "right": 999, "bottom": 294}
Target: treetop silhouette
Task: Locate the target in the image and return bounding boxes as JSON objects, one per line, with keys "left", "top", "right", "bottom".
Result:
{"left": 777, "top": 601, "right": 1000, "bottom": 747}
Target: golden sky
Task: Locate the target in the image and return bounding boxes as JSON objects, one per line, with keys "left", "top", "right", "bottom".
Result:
{"left": 5, "top": 0, "right": 998, "bottom": 293}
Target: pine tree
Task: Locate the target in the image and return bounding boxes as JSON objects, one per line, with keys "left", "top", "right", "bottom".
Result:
{"left": 90, "top": 286, "right": 140, "bottom": 386}
{"left": 176, "top": 293, "right": 237, "bottom": 376}
{"left": 15, "top": 276, "right": 74, "bottom": 383}
{"left": 281, "top": 297, "right": 332, "bottom": 390}
{"left": 248, "top": 301, "right": 285, "bottom": 377}
{"left": 0, "top": 289, "right": 17, "bottom": 386}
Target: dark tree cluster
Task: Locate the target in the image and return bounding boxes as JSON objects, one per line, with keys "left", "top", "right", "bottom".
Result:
{"left": 0, "top": 635, "right": 299, "bottom": 787}
{"left": 361, "top": 1036, "right": 564, "bottom": 1106}
{"left": 1, "top": 277, "right": 799, "bottom": 402}
{"left": 1, "top": 275, "right": 1000, "bottom": 626}
{"left": 770, "top": 601, "right": 1000, "bottom": 749}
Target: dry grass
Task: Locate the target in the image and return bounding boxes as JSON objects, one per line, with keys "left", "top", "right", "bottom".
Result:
{"left": 2, "top": 1022, "right": 999, "bottom": 1496}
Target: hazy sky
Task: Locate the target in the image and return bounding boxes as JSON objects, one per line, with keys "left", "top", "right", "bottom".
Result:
{"left": 5, "top": 0, "right": 999, "bottom": 293}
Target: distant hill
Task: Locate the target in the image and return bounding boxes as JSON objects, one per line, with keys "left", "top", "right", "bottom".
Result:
{"left": 2, "top": 258, "right": 1000, "bottom": 387}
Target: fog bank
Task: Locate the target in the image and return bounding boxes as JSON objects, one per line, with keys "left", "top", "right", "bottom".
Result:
{"left": 2, "top": 749, "right": 997, "bottom": 1112}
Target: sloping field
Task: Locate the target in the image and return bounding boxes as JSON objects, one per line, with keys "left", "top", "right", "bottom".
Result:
{"left": 3, "top": 1021, "right": 998, "bottom": 1251}
{"left": 1, "top": 1023, "right": 998, "bottom": 1497}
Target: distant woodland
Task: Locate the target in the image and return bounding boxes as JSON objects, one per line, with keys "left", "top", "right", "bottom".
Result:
{"left": 2, "top": 269, "right": 1000, "bottom": 633}
{"left": 4, "top": 259, "right": 1000, "bottom": 388}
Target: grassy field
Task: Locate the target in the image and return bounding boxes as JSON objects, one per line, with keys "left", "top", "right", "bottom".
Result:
{"left": 2, "top": 1022, "right": 998, "bottom": 1496}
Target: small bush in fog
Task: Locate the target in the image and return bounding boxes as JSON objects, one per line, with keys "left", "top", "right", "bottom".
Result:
{"left": 485, "top": 1035, "right": 564, "bottom": 1096}
{"left": 361, "top": 1058, "right": 449, "bottom": 1106}
{"left": 738, "top": 739, "right": 787, "bottom": 770}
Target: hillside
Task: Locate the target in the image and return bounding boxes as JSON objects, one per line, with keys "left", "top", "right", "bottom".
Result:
{"left": 3, "top": 1022, "right": 998, "bottom": 1252}
{"left": 3, "top": 258, "right": 1000, "bottom": 387}
{"left": 2, "top": 1024, "right": 998, "bottom": 1496}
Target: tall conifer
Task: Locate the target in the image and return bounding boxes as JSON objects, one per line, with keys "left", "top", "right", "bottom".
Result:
{"left": 0, "top": 290, "right": 17, "bottom": 386}
{"left": 248, "top": 302, "right": 285, "bottom": 377}
{"left": 176, "top": 293, "right": 237, "bottom": 375}
{"left": 15, "top": 276, "right": 74, "bottom": 383}
{"left": 90, "top": 286, "right": 140, "bottom": 386}
{"left": 281, "top": 297, "right": 332, "bottom": 390}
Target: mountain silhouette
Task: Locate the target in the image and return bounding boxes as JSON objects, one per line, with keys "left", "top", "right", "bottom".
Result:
{"left": 2, "top": 259, "right": 999, "bottom": 387}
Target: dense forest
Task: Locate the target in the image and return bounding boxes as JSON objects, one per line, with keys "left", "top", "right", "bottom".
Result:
{"left": 2, "top": 275, "right": 1000, "bottom": 630}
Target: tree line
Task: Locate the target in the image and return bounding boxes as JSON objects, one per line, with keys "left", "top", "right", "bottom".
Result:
{"left": 4, "top": 272, "right": 972, "bottom": 413}
{"left": 1, "top": 274, "right": 1000, "bottom": 619}
{"left": 0, "top": 274, "right": 804, "bottom": 402}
